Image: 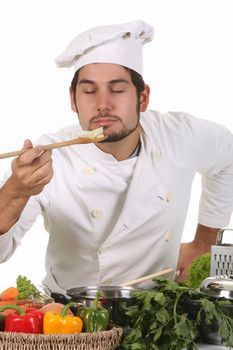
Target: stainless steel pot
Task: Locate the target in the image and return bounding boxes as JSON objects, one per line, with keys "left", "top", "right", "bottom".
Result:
{"left": 197, "top": 276, "right": 233, "bottom": 345}
{"left": 200, "top": 276, "right": 233, "bottom": 299}
{"left": 66, "top": 285, "right": 141, "bottom": 327}
{"left": 185, "top": 299, "right": 233, "bottom": 345}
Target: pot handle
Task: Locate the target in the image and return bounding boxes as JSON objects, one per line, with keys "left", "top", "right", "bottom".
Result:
{"left": 51, "top": 292, "right": 80, "bottom": 315}
{"left": 50, "top": 292, "right": 72, "bottom": 304}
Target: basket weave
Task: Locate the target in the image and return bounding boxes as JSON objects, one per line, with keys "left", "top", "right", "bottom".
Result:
{"left": 0, "top": 326, "right": 123, "bottom": 350}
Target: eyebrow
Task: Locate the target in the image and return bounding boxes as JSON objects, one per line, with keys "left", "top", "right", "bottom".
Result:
{"left": 78, "top": 79, "right": 95, "bottom": 85}
{"left": 78, "top": 79, "right": 130, "bottom": 85}
{"left": 108, "top": 79, "right": 130, "bottom": 85}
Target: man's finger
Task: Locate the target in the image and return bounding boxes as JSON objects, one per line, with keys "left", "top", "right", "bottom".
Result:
{"left": 17, "top": 145, "right": 45, "bottom": 165}
{"left": 30, "top": 159, "right": 54, "bottom": 186}
{"left": 23, "top": 139, "right": 33, "bottom": 150}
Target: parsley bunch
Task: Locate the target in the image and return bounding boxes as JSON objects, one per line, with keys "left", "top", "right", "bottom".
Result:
{"left": 16, "top": 275, "right": 41, "bottom": 300}
{"left": 122, "top": 277, "right": 233, "bottom": 350}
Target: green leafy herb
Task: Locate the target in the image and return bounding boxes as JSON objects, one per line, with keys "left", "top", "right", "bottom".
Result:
{"left": 122, "top": 277, "right": 233, "bottom": 350}
{"left": 16, "top": 275, "right": 41, "bottom": 300}
{"left": 185, "top": 253, "right": 211, "bottom": 289}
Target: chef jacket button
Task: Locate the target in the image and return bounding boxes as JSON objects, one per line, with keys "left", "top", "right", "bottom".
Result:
{"left": 155, "top": 150, "right": 161, "bottom": 161}
{"left": 98, "top": 247, "right": 108, "bottom": 254}
{"left": 83, "top": 166, "right": 95, "bottom": 175}
{"left": 91, "top": 209, "right": 103, "bottom": 218}
{"left": 165, "top": 231, "right": 172, "bottom": 242}
{"left": 101, "top": 278, "right": 112, "bottom": 285}
{"left": 166, "top": 192, "right": 173, "bottom": 203}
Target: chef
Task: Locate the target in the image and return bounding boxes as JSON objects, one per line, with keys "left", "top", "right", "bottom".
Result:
{"left": 0, "top": 20, "right": 233, "bottom": 293}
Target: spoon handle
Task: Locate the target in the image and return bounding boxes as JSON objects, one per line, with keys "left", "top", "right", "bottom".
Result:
{"left": 0, "top": 136, "right": 105, "bottom": 159}
{"left": 119, "top": 268, "right": 174, "bottom": 287}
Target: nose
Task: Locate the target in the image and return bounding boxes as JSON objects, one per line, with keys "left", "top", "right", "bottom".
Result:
{"left": 96, "top": 91, "right": 112, "bottom": 114}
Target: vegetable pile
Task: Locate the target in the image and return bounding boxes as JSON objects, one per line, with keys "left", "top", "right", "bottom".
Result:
{"left": 0, "top": 276, "right": 110, "bottom": 335}
{"left": 0, "top": 275, "right": 41, "bottom": 304}
{"left": 122, "top": 277, "right": 233, "bottom": 350}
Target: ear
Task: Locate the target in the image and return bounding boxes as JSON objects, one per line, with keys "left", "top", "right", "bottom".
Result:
{"left": 139, "top": 84, "right": 150, "bottom": 112}
{"left": 69, "top": 87, "right": 77, "bottom": 113}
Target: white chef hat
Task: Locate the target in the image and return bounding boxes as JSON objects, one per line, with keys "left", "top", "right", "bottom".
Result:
{"left": 55, "top": 20, "right": 154, "bottom": 76}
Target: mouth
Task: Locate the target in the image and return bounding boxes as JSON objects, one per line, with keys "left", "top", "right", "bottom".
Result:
{"left": 92, "top": 118, "right": 118, "bottom": 127}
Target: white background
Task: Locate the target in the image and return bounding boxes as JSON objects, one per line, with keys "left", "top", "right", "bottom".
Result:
{"left": 0, "top": 0, "right": 233, "bottom": 291}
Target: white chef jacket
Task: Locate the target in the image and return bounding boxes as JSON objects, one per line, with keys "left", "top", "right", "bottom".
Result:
{"left": 0, "top": 110, "right": 233, "bottom": 293}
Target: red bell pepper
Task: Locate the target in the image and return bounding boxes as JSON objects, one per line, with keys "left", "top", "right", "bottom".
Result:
{"left": 0, "top": 304, "right": 42, "bottom": 334}
{"left": 24, "top": 307, "right": 43, "bottom": 333}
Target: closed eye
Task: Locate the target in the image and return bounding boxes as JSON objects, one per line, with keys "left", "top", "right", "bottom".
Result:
{"left": 111, "top": 90, "right": 124, "bottom": 93}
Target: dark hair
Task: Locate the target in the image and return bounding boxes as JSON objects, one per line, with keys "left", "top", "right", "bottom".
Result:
{"left": 70, "top": 66, "right": 145, "bottom": 99}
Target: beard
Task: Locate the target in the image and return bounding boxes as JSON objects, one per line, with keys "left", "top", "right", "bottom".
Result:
{"left": 89, "top": 97, "right": 140, "bottom": 143}
{"left": 100, "top": 121, "right": 139, "bottom": 143}
{"left": 88, "top": 111, "right": 140, "bottom": 143}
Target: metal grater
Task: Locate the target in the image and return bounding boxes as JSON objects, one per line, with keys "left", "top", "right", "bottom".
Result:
{"left": 210, "top": 228, "right": 233, "bottom": 276}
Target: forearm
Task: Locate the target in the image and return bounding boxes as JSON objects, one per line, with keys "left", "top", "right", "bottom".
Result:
{"left": 0, "top": 176, "right": 30, "bottom": 235}
{"left": 176, "top": 224, "right": 220, "bottom": 281}
{"left": 192, "top": 223, "right": 220, "bottom": 252}
{"left": 0, "top": 142, "right": 53, "bottom": 235}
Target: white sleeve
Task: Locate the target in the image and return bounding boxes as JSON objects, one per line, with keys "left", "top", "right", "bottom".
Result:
{"left": 0, "top": 187, "right": 43, "bottom": 262}
{"left": 193, "top": 118, "right": 233, "bottom": 228}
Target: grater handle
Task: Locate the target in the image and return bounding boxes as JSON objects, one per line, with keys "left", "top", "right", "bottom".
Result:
{"left": 216, "top": 228, "right": 233, "bottom": 246}
{"left": 216, "top": 229, "right": 224, "bottom": 245}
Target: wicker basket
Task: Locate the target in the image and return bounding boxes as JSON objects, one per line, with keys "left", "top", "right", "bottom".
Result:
{"left": 0, "top": 326, "right": 123, "bottom": 350}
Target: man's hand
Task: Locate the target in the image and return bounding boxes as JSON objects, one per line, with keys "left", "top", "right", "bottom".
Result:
{"left": 175, "top": 224, "right": 219, "bottom": 282}
{"left": 11, "top": 139, "right": 54, "bottom": 197}
{"left": 175, "top": 241, "right": 202, "bottom": 281}
{"left": 0, "top": 139, "right": 53, "bottom": 234}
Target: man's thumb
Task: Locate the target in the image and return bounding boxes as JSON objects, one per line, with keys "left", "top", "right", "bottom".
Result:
{"left": 23, "top": 139, "right": 33, "bottom": 150}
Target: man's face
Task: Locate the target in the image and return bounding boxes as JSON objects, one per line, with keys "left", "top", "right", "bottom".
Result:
{"left": 70, "top": 63, "right": 149, "bottom": 142}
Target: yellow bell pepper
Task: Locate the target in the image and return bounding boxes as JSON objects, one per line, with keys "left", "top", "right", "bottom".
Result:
{"left": 43, "top": 302, "right": 83, "bottom": 334}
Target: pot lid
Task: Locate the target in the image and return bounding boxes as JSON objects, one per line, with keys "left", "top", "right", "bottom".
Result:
{"left": 200, "top": 276, "right": 233, "bottom": 300}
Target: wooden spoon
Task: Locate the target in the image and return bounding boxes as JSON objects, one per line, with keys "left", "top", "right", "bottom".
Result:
{"left": 0, "top": 134, "right": 105, "bottom": 159}
{"left": 119, "top": 268, "right": 174, "bottom": 287}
